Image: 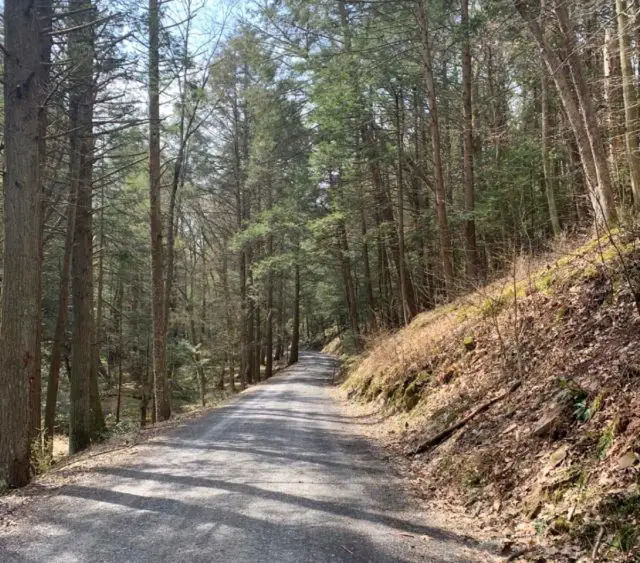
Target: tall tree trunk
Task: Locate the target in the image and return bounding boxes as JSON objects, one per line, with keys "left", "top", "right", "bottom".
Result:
{"left": 94, "top": 185, "right": 106, "bottom": 377}
{"left": 338, "top": 0, "right": 376, "bottom": 331}
{"left": 395, "top": 90, "right": 415, "bottom": 325}
{"left": 114, "top": 272, "right": 124, "bottom": 424}
{"left": 255, "top": 300, "right": 262, "bottom": 380}
{"left": 541, "top": 69, "right": 561, "bottom": 235}
{"left": 514, "top": 0, "right": 617, "bottom": 225}
{"left": 69, "top": 0, "right": 100, "bottom": 454}
{"left": 92, "top": 184, "right": 109, "bottom": 424}
{"left": 164, "top": 128, "right": 187, "bottom": 339}
{"left": 221, "top": 242, "right": 236, "bottom": 392}
{"left": 363, "top": 122, "right": 414, "bottom": 322}
{"left": 44, "top": 183, "right": 76, "bottom": 450}
{"left": 253, "top": 193, "right": 262, "bottom": 381}
{"left": 30, "top": 0, "right": 53, "bottom": 451}
{"left": 39, "top": 0, "right": 58, "bottom": 452}
{"left": 338, "top": 220, "right": 360, "bottom": 342}
{"left": 288, "top": 264, "right": 301, "bottom": 365}
{"left": 246, "top": 244, "right": 256, "bottom": 384}
{"left": 130, "top": 273, "right": 149, "bottom": 427}
{"left": 416, "top": 0, "right": 454, "bottom": 295}
{"left": 462, "top": 0, "right": 479, "bottom": 277}
{"left": 0, "top": 0, "right": 45, "bottom": 487}
{"left": 411, "top": 88, "right": 434, "bottom": 308}
{"left": 90, "top": 186, "right": 106, "bottom": 439}
{"left": 360, "top": 205, "right": 376, "bottom": 330}
{"left": 238, "top": 245, "right": 248, "bottom": 389}
{"left": 188, "top": 247, "right": 206, "bottom": 407}
{"left": 266, "top": 184, "right": 274, "bottom": 379}
{"left": 604, "top": 25, "right": 625, "bottom": 198}
{"left": 232, "top": 86, "right": 249, "bottom": 390}
{"left": 616, "top": 0, "right": 640, "bottom": 206}
{"left": 148, "top": 0, "right": 171, "bottom": 421}
{"left": 540, "top": 0, "right": 561, "bottom": 235}
{"left": 275, "top": 272, "right": 285, "bottom": 361}
{"left": 554, "top": 1, "right": 617, "bottom": 224}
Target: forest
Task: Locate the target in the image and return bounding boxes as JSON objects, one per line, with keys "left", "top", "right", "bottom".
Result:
{"left": 1, "top": 0, "right": 639, "bottom": 491}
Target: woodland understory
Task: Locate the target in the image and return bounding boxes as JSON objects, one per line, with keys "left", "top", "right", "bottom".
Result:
{"left": 0, "top": 1, "right": 639, "bottom": 541}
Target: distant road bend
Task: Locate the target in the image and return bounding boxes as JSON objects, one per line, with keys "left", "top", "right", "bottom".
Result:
{"left": 1, "top": 352, "right": 489, "bottom": 562}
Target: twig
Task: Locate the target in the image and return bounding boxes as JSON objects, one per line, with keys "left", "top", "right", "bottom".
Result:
{"left": 407, "top": 380, "right": 521, "bottom": 456}
{"left": 591, "top": 525, "right": 604, "bottom": 561}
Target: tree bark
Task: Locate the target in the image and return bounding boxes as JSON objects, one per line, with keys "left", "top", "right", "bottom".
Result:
{"left": 603, "top": 25, "right": 624, "bottom": 195}
{"left": 246, "top": 244, "right": 256, "bottom": 384}
{"left": 221, "top": 242, "right": 236, "bottom": 392}
{"left": 0, "top": 0, "right": 45, "bottom": 487}
{"left": 68, "top": 0, "right": 103, "bottom": 454}
{"left": 514, "top": 0, "right": 617, "bottom": 225}
{"left": 94, "top": 184, "right": 106, "bottom": 383}
{"left": 44, "top": 180, "right": 77, "bottom": 449}
{"left": 554, "top": 1, "right": 617, "bottom": 224}
{"left": 90, "top": 186, "right": 106, "bottom": 439}
{"left": 275, "top": 272, "right": 285, "bottom": 361}
{"left": 148, "top": 0, "right": 171, "bottom": 421}
{"left": 416, "top": 0, "right": 455, "bottom": 295}
{"left": 540, "top": 0, "right": 561, "bottom": 235}
{"left": 395, "top": 90, "right": 415, "bottom": 325}
{"left": 288, "top": 264, "right": 301, "bottom": 365}
{"left": 232, "top": 84, "right": 249, "bottom": 390}
{"left": 338, "top": 220, "right": 360, "bottom": 342}
{"left": 616, "top": 0, "right": 640, "bottom": 207}
{"left": 114, "top": 272, "right": 124, "bottom": 424}
{"left": 462, "top": 0, "right": 479, "bottom": 277}
{"left": 29, "top": 0, "right": 54, "bottom": 451}
{"left": 266, "top": 185, "right": 274, "bottom": 379}
{"left": 541, "top": 68, "right": 561, "bottom": 235}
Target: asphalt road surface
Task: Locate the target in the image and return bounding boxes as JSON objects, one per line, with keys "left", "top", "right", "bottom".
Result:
{"left": 0, "top": 352, "right": 491, "bottom": 562}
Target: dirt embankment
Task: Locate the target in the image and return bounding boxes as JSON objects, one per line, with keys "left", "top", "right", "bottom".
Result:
{"left": 334, "top": 233, "right": 640, "bottom": 562}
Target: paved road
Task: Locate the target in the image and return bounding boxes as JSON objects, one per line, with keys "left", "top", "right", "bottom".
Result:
{"left": 1, "top": 353, "right": 490, "bottom": 562}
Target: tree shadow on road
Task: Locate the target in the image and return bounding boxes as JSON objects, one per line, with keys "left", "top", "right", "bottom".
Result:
{"left": 1, "top": 482, "right": 472, "bottom": 563}
{"left": 91, "top": 465, "right": 482, "bottom": 551}
{"left": 47, "top": 481, "right": 476, "bottom": 563}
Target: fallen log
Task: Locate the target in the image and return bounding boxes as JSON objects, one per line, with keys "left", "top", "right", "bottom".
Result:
{"left": 407, "top": 380, "right": 521, "bottom": 456}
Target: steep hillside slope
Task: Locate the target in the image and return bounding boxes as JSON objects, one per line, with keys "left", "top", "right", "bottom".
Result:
{"left": 337, "top": 233, "right": 640, "bottom": 562}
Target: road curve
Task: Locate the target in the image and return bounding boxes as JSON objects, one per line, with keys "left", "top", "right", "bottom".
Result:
{"left": 1, "top": 352, "right": 490, "bottom": 562}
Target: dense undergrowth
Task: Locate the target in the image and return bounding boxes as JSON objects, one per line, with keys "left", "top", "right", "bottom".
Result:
{"left": 333, "top": 231, "right": 640, "bottom": 561}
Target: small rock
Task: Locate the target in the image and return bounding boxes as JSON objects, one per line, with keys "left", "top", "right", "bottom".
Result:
{"left": 617, "top": 451, "right": 638, "bottom": 470}
{"left": 525, "top": 486, "right": 543, "bottom": 519}
{"left": 532, "top": 407, "right": 563, "bottom": 438}
{"left": 548, "top": 445, "right": 568, "bottom": 469}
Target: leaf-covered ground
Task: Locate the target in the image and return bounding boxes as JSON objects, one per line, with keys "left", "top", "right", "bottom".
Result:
{"left": 334, "top": 232, "right": 640, "bottom": 562}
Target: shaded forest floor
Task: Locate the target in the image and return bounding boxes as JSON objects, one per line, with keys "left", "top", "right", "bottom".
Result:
{"left": 331, "top": 231, "right": 640, "bottom": 562}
